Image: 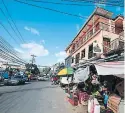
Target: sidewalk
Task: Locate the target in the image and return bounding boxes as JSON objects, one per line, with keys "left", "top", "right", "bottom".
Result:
{"left": 62, "top": 88, "right": 88, "bottom": 113}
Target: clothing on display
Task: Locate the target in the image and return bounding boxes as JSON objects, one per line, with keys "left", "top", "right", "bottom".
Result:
{"left": 93, "top": 98, "right": 100, "bottom": 113}
{"left": 74, "top": 66, "right": 89, "bottom": 83}
{"left": 81, "top": 92, "right": 90, "bottom": 101}
{"left": 108, "top": 94, "right": 121, "bottom": 113}
{"left": 103, "top": 93, "right": 109, "bottom": 108}
{"left": 88, "top": 96, "right": 94, "bottom": 113}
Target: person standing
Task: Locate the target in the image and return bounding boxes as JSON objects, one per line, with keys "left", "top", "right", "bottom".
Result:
{"left": 28, "top": 73, "right": 31, "bottom": 81}
{"left": 8, "top": 71, "right": 13, "bottom": 79}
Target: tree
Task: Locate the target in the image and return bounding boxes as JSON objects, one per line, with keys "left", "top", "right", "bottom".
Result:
{"left": 42, "top": 67, "right": 51, "bottom": 76}
{"left": 25, "top": 63, "right": 40, "bottom": 75}
{"left": 54, "top": 63, "right": 65, "bottom": 75}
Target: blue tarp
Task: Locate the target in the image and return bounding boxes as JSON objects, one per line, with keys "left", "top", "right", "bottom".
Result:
{"left": 3, "top": 72, "right": 9, "bottom": 79}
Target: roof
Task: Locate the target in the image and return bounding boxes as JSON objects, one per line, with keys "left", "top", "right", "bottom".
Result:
{"left": 66, "top": 7, "right": 114, "bottom": 51}
{"left": 113, "top": 15, "right": 124, "bottom": 20}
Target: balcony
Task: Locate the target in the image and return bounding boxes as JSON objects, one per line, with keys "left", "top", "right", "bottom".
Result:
{"left": 70, "top": 22, "right": 123, "bottom": 54}
{"left": 110, "top": 37, "right": 124, "bottom": 51}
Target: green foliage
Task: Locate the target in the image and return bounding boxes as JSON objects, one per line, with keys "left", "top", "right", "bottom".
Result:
{"left": 25, "top": 63, "right": 40, "bottom": 75}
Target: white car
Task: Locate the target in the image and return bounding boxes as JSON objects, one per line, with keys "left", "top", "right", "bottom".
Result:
{"left": 43, "top": 76, "right": 49, "bottom": 81}
{"left": 37, "top": 76, "right": 44, "bottom": 81}
{"left": 38, "top": 76, "right": 49, "bottom": 81}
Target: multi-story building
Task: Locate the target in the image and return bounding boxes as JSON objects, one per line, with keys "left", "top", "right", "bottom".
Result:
{"left": 65, "top": 7, "right": 124, "bottom": 67}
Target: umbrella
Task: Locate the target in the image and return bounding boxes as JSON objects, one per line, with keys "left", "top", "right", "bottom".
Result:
{"left": 57, "top": 67, "right": 74, "bottom": 76}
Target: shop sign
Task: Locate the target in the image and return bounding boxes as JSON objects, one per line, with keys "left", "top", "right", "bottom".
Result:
{"left": 93, "top": 41, "right": 102, "bottom": 53}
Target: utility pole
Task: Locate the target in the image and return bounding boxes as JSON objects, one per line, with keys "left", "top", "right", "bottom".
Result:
{"left": 31, "top": 54, "right": 36, "bottom": 64}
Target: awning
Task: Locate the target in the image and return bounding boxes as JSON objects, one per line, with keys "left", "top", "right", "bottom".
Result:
{"left": 94, "top": 61, "right": 124, "bottom": 77}
{"left": 57, "top": 67, "right": 74, "bottom": 76}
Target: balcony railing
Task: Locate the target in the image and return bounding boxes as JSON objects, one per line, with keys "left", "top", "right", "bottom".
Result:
{"left": 70, "top": 22, "right": 123, "bottom": 54}
{"left": 110, "top": 38, "right": 124, "bottom": 50}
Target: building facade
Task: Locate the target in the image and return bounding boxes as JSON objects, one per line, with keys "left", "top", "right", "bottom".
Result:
{"left": 65, "top": 7, "right": 124, "bottom": 67}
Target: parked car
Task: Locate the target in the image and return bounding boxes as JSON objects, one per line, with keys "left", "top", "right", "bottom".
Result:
{"left": 38, "top": 76, "right": 49, "bottom": 81}
{"left": 23, "top": 75, "right": 28, "bottom": 82}
{"left": 4, "top": 76, "right": 25, "bottom": 86}
{"left": 30, "top": 75, "right": 38, "bottom": 80}
{"left": 37, "top": 76, "right": 44, "bottom": 81}
{"left": 0, "top": 75, "right": 4, "bottom": 84}
{"left": 43, "top": 76, "right": 49, "bottom": 81}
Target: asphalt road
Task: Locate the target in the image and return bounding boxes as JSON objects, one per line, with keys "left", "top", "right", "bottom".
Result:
{"left": 0, "top": 81, "right": 75, "bottom": 113}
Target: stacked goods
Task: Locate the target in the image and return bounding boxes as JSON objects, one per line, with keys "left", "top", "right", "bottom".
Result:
{"left": 65, "top": 87, "right": 68, "bottom": 93}
{"left": 88, "top": 98, "right": 100, "bottom": 113}
{"left": 79, "top": 92, "right": 90, "bottom": 106}
{"left": 67, "top": 93, "right": 78, "bottom": 106}
{"left": 78, "top": 91, "right": 84, "bottom": 104}
{"left": 107, "top": 94, "right": 121, "bottom": 113}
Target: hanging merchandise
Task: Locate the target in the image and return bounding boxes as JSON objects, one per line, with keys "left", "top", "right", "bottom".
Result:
{"left": 103, "top": 91, "right": 109, "bottom": 109}
{"left": 74, "top": 66, "right": 89, "bottom": 83}
{"left": 88, "top": 96, "right": 94, "bottom": 113}
{"left": 93, "top": 98, "right": 100, "bottom": 113}
{"left": 81, "top": 92, "right": 90, "bottom": 106}
{"left": 107, "top": 94, "right": 121, "bottom": 113}
{"left": 91, "top": 74, "right": 99, "bottom": 85}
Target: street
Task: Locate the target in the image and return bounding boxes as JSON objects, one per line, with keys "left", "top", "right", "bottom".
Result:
{"left": 0, "top": 81, "right": 75, "bottom": 113}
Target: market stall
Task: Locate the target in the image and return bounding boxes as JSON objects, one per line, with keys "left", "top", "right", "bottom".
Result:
{"left": 64, "top": 61, "right": 124, "bottom": 113}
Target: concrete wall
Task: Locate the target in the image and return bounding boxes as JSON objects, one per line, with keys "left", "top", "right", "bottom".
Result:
{"left": 65, "top": 56, "right": 72, "bottom": 68}
{"left": 71, "top": 30, "right": 103, "bottom": 66}
{"left": 71, "top": 30, "right": 120, "bottom": 66}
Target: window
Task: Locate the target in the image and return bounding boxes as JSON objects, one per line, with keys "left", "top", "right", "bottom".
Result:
{"left": 103, "top": 38, "right": 110, "bottom": 53}
{"left": 95, "top": 23, "right": 100, "bottom": 32}
{"left": 89, "top": 29, "right": 93, "bottom": 37}
{"left": 75, "top": 53, "right": 80, "bottom": 64}
{"left": 81, "top": 49, "right": 85, "bottom": 59}
{"left": 88, "top": 44, "right": 95, "bottom": 59}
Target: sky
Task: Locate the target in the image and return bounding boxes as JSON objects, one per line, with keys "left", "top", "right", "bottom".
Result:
{"left": 0, "top": 0, "right": 124, "bottom": 66}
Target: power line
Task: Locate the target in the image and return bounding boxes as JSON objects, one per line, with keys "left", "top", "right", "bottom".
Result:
{"left": 26, "top": 0, "right": 95, "bottom": 6}
{"left": 62, "top": 0, "right": 124, "bottom": 7}
{"left": 14, "top": 0, "right": 88, "bottom": 19}
{"left": 0, "top": 8, "right": 24, "bottom": 43}
{"left": 28, "top": 0, "right": 123, "bottom": 7}
{"left": 0, "top": 21, "right": 20, "bottom": 44}
{"left": 62, "top": 0, "right": 123, "bottom": 7}
{"left": 2, "top": 0, "right": 25, "bottom": 43}
{"left": 71, "top": 0, "right": 124, "bottom": 6}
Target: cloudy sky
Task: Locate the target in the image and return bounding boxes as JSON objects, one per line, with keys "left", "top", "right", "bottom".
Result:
{"left": 0, "top": 0, "right": 123, "bottom": 66}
